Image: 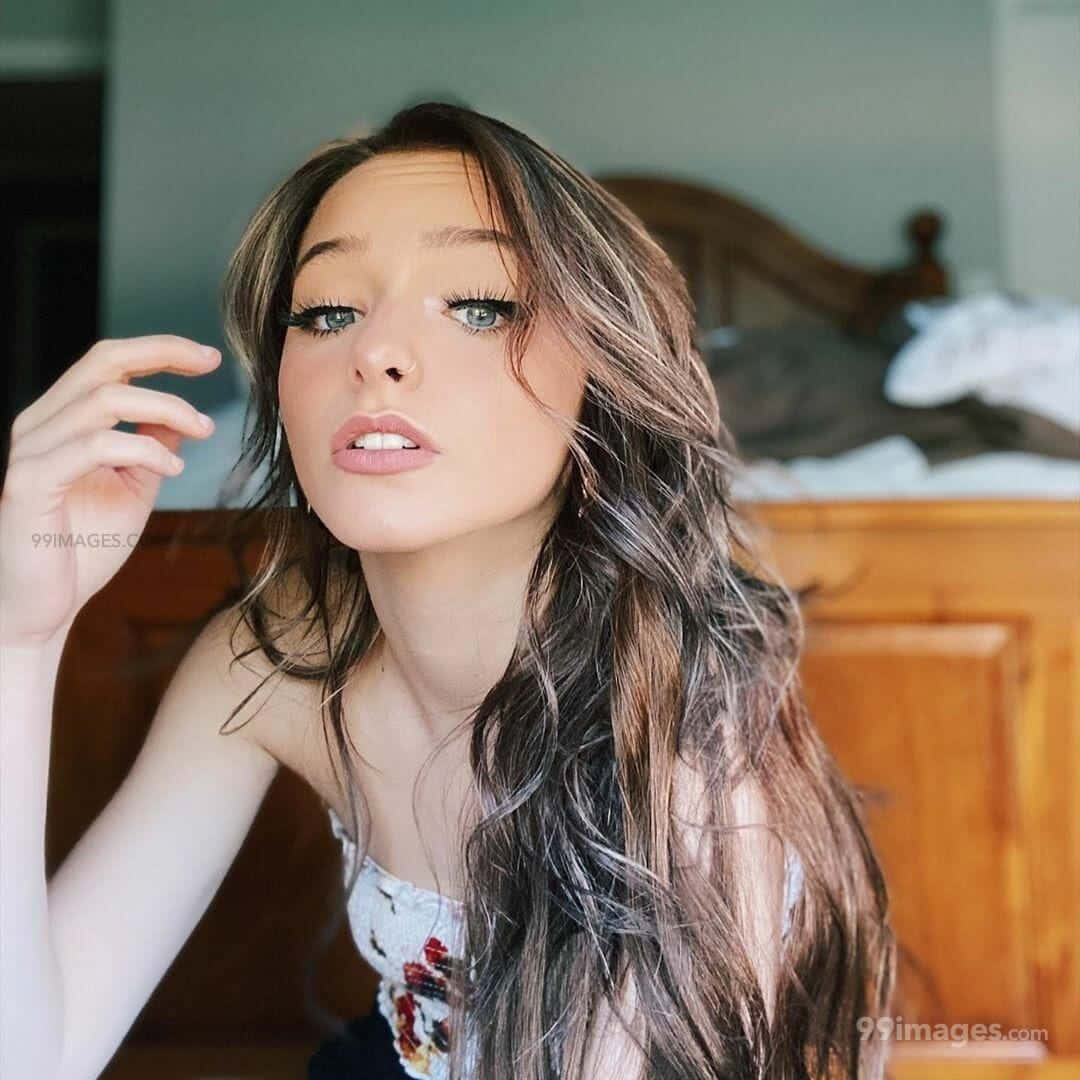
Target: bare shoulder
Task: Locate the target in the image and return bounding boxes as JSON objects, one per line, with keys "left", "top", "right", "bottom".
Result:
{"left": 186, "top": 604, "right": 305, "bottom": 753}
{"left": 204, "top": 563, "right": 361, "bottom": 807}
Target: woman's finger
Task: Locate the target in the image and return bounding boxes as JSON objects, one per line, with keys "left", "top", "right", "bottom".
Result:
{"left": 10, "top": 335, "right": 219, "bottom": 444}
{"left": 10, "top": 382, "right": 214, "bottom": 463}
{"left": 2, "top": 428, "right": 185, "bottom": 506}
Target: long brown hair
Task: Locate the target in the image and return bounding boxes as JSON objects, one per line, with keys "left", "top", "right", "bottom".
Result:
{"left": 216, "top": 99, "right": 894, "bottom": 1078}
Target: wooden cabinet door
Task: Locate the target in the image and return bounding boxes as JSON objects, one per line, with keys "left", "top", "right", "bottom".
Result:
{"left": 801, "top": 621, "right": 1032, "bottom": 1028}
{"left": 751, "top": 499, "right": 1080, "bottom": 1071}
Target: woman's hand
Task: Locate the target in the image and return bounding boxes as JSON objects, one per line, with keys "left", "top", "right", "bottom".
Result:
{"left": 0, "top": 336, "right": 220, "bottom": 647}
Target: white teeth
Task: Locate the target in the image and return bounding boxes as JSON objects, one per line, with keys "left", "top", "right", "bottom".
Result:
{"left": 349, "top": 432, "right": 419, "bottom": 450}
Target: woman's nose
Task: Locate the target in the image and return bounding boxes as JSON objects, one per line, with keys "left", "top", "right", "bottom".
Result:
{"left": 347, "top": 304, "right": 419, "bottom": 383}
{"left": 351, "top": 349, "right": 416, "bottom": 381}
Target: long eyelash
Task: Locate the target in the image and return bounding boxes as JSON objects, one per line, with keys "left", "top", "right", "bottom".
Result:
{"left": 281, "top": 288, "right": 519, "bottom": 338}
{"left": 443, "top": 287, "right": 514, "bottom": 308}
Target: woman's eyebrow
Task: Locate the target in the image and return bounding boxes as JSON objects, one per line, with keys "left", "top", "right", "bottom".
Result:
{"left": 294, "top": 226, "right": 516, "bottom": 277}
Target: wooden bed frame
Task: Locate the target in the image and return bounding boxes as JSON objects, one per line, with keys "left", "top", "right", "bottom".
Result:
{"left": 594, "top": 173, "right": 949, "bottom": 336}
{"left": 45, "top": 178, "right": 1076, "bottom": 1079}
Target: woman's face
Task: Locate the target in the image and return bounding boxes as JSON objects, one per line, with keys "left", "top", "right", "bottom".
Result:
{"left": 279, "top": 149, "right": 586, "bottom": 553}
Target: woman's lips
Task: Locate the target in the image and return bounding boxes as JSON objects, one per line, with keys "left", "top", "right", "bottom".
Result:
{"left": 330, "top": 411, "right": 440, "bottom": 454}
{"left": 331, "top": 445, "right": 439, "bottom": 474}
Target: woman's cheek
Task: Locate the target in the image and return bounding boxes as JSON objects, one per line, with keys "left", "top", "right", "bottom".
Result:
{"left": 491, "top": 413, "right": 571, "bottom": 506}
{"left": 276, "top": 354, "right": 299, "bottom": 423}
{"left": 277, "top": 356, "right": 318, "bottom": 471}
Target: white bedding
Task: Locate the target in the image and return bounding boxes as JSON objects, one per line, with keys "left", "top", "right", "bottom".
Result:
{"left": 729, "top": 435, "right": 1080, "bottom": 502}
{"left": 886, "top": 292, "right": 1080, "bottom": 434}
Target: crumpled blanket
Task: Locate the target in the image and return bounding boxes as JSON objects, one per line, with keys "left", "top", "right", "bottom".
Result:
{"left": 886, "top": 291, "right": 1080, "bottom": 434}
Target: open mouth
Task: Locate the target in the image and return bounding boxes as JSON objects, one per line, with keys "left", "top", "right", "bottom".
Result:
{"left": 346, "top": 435, "right": 420, "bottom": 451}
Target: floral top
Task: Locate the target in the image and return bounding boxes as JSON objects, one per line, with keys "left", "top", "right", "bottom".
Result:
{"left": 327, "top": 807, "right": 805, "bottom": 1079}
{"left": 328, "top": 807, "right": 465, "bottom": 1080}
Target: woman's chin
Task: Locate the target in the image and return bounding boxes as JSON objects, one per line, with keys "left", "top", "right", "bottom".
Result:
{"left": 322, "top": 522, "right": 438, "bottom": 556}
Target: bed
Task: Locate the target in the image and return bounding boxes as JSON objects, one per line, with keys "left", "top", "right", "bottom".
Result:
{"left": 594, "top": 173, "right": 1079, "bottom": 502}
{"left": 48, "top": 178, "right": 1078, "bottom": 1078}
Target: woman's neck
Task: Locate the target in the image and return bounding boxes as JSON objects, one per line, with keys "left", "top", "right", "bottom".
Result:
{"left": 357, "top": 500, "right": 555, "bottom": 744}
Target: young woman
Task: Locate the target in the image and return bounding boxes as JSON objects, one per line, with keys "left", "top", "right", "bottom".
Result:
{"left": 0, "top": 101, "right": 894, "bottom": 1079}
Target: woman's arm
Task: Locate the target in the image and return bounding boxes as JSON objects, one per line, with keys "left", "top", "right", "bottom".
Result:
{"left": 0, "top": 633, "right": 70, "bottom": 1079}
{"left": 2, "top": 609, "right": 281, "bottom": 1080}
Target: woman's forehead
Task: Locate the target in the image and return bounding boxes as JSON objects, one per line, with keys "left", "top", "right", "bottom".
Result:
{"left": 294, "top": 150, "right": 520, "bottom": 288}
{"left": 308, "top": 150, "right": 500, "bottom": 236}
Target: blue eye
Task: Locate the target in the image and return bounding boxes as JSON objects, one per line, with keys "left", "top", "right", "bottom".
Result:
{"left": 444, "top": 290, "right": 518, "bottom": 336}
{"left": 452, "top": 303, "right": 499, "bottom": 332}
{"left": 283, "top": 289, "right": 519, "bottom": 339}
{"left": 283, "top": 304, "right": 355, "bottom": 337}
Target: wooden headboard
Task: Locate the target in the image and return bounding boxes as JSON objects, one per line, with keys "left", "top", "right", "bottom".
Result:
{"left": 594, "top": 174, "right": 949, "bottom": 339}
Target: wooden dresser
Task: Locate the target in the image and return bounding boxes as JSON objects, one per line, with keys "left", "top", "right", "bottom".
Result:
{"left": 749, "top": 499, "right": 1079, "bottom": 1076}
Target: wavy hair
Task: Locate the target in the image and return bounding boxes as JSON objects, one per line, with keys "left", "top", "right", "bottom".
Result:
{"left": 215, "top": 99, "right": 894, "bottom": 1078}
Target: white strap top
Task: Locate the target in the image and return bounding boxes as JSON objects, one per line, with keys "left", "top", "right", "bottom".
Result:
{"left": 328, "top": 807, "right": 463, "bottom": 1079}
{"left": 327, "top": 807, "right": 805, "bottom": 1080}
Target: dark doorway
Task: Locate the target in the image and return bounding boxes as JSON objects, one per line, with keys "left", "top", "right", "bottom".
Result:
{"left": 0, "top": 75, "right": 103, "bottom": 476}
